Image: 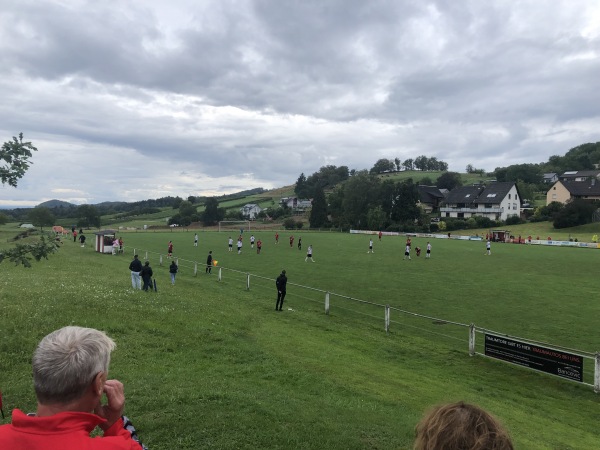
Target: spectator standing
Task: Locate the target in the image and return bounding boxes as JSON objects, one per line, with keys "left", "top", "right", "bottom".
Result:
{"left": 206, "top": 251, "right": 213, "bottom": 274}
{"left": 129, "top": 255, "right": 143, "bottom": 290}
{"left": 275, "top": 270, "right": 287, "bottom": 311}
{"left": 112, "top": 237, "right": 119, "bottom": 256}
{"left": 73, "top": 230, "right": 77, "bottom": 243}
{"left": 0, "top": 326, "right": 147, "bottom": 450}
{"left": 79, "top": 233, "right": 86, "bottom": 248}
{"left": 169, "top": 261, "right": 178, "bottom": 285}
{"left": 141, "top": 261, "right": 153, "bottom": 291}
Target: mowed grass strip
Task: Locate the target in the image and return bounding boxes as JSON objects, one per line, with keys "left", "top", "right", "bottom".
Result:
{"left": 1, "top": 230, "right": 599, "bottom": 449}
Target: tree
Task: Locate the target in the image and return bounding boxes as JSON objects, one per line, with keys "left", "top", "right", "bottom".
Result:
{"left": 403, "top": 159, "right": 414, "bottom": 170}
{"left": 28, "top": 207, "right": 55, "bottom": 231}
{"left": 466, "top": 164, "right": 475, "bottom": 173}
{"left": 179, "top": 200, "right": 196, "bottom": 218}
{"left": 77, "top": 204, "right": 101, "bottom": 228}
{"left": 0, "top": 234, "right": 59, "bottom": 268}
{"left": 309, "top": 185, "right": 327, "bottom": 228}
{"left": 202, "top": 197, "right": 224, "bottom": 226}
{"left": 553, "top": 199, "right": 599, "bottom": 228}
{"left": 370, "top": 158, "right": 395, "bottom": 174}
{"left": 0, "top": 212, "right": 9, "bottom": 225}
{"left": 187, "top": 196, "right": 196, "bottom": 204}
{"left": 414, "top": 155, "right": 428, "bottom": 171}
{"left": 1, "top": 133, "right": 38, "bottom": 187}
{"left": 295, "top": 172, "right": 311, "bottom": 198}
{"left": 436, "top": 172, "right": 463, "bottom": 190}
{"left": 394, "top": 157, "right": 401, "bottom": 172}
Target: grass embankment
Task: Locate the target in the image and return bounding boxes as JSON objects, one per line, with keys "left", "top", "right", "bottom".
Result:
{"left": 1, "top": 230, "right": 599, "bottom": 449}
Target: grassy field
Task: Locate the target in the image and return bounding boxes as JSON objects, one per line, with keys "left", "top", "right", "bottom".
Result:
{"left": 1, "top": 227, "right": 599, "bottom": 449}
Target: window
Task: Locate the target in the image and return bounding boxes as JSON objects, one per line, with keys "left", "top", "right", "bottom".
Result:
{"left": 552, "top": 194, "right": 557, "bottom": 199}
{"left": 486, "top": 193, "right": 497, "bottom": 198}
{"left": 458, "top": 213, "right": 464, "bottom": 218}
{"left": 508, "top": 194, "right": 511, "bottom": 199}
{"left": 445, "top": 213, "right": 450, "bottom": 217}
{"left": 513, "top": 203, "right": 517, "bottom": 210}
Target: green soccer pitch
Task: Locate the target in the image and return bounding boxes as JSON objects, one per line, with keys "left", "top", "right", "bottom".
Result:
{"left": 1, "top": 229, "right": 599, "bottom": 449}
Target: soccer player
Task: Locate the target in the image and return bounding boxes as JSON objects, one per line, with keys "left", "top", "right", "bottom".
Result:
{"left": 167, "top": 241, "right": 173, "bottom": 259}
{"left": 250, "top": 235, "right": 255, "bottom": 248}
{"left": 256, "top": 239, "right": 262, "bottom": 254}
{"left": 228, "top": 236, "right": 233, "bottom": 252}
{"left": 194, "top": 233, "right": 198, "bottom": 247}
{"left": 368, "top": 239, "right": 374, "bottom": 253}
{"left": 378, "top": 231, "right": 382, "bottom": 241}
{"left": 305, "top": 245, "right": 315, "bottom": 262}
{"left": 415, "top": 246, "right": 421, "bottom": 257}
{"left": 237, "top": 238, "right": 243, "bottom": 254}
{"left": 297, "top": 237, "right": 302, "bottom": 250}
{"left": 404, "top": 244, "right": 411, "bottom": 260}
{"left": 486, "top": 240, "right": 491, "bottom": 255}
{"left": 289, "top": 235, "right": 294, "bottom": 248}
{"left": 275, "top": 232, "right": 279, "bottom": 244}
{"left": 426, "top": 241, "right": 431, "bottom": 258}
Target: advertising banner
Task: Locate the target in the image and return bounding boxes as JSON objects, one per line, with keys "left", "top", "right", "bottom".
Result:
{"left": 484, "top": 334, "right": 583, "bottom": 382}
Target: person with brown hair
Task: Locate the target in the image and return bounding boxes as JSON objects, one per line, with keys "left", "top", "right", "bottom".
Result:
{"left": 414, "top": 401, "right": 514, "bottom": 450}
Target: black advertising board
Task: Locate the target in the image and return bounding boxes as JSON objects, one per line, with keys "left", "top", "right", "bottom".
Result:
{"left": 484, "top": 334, "right": 583, "bottom": 382}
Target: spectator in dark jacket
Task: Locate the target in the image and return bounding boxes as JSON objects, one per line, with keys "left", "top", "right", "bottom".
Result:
{"left": 275, "top": 270, "right": 287, "bottom": 311}
{"left": 141, "top": 261, "right": 153, "bottom": 291}
{"left": 129, "top": 255, "right": 143, "bottom": 290}
{"left": 169, "top": 261, "right": 178, "bottom": 285}
{"left": 206, "top": 251, "right": 213, "bottom": 274}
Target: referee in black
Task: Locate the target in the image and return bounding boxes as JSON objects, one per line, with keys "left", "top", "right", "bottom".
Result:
{"left": 275, "top": 270, "right": 287, "bottom": 311}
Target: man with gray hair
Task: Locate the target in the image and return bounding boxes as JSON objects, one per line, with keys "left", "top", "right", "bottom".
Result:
{"left": 0, "top": 326, "right": 147, "bottom": 449}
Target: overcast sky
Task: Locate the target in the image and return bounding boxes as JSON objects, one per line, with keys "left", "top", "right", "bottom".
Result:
{"left": 1, "top": 0, "right": 598, "bottom": 207}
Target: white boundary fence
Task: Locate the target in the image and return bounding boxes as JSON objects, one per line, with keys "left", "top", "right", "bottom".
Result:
{"left": 134, "top": 247, "right": 600, "bottom": 393}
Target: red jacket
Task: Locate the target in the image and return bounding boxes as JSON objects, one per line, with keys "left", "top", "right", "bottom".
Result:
{"left": 0, "top": 409, "right": 144, "bottom": 449}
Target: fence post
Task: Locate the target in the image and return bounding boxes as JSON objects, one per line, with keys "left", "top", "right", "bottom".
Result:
{"left": 159, "top": 254, "right": 163, "bottom": 266}
{"left": 325, "top": 292, "right": 330, "bottom": 315}
{"left": 145, "top": 251, "right": 148, "bottom": 261}
{"left": 218, "top": 267, "right": 222, "bottom": 281}
{"left": 176, "top": 257, "right": 179, "bottom": 267}
{"left": 469, "top": 324, "right": 476, "bottom": 356}
{"left": 595, "top": 352, "right": 600, "bottom": 394}
{"left": 385, "top": 305, "right": 390, "bottom": 333}
{"left": 246, "top": 273, "right": 250, "bottom": 290}
{"left": 194, "top": 262, "right": 198, "bottom": 276}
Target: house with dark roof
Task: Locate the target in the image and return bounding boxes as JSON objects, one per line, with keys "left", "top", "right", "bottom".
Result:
{"left": 558, "top": 170, "right": 600, "bottom": 182}
{"left": 440, "top": 182, "right": 521, "bottom": 221}
{"left": 543, "top": 173, "right": 558, "bottom": 184}
{"left": 416, "top": 185, "right": 446, "bottom": 213}
{"left": 546, "top": 179, "right": 600, "bottom": 204}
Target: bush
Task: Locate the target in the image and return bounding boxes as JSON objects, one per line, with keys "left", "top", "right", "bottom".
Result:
{"left": 505, "top": 215, "right": 523, "bottom": 225}
{"left": 283, "top": 218, "right": 297, "bottom": 230}
{"left": 474, "top": 216, "right": 494, "bottom": 228}
{"left": 296, "top": 221, "right": 304, "bottom": 229}
{"left": 429, "top": 223, "right": 439, "bottom": 232}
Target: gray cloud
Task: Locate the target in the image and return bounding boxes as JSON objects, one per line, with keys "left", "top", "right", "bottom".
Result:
{"left": 0, "top": 0, "right": 598, "bottom": 207}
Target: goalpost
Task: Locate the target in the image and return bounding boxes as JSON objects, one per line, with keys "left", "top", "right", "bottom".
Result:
{"left": 218, "top": 220, "right": 251, "bottom": 233}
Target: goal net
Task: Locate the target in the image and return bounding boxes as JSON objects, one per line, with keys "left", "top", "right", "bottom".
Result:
{"left": 218, "top": 221, "right": 251, "bottom": 233}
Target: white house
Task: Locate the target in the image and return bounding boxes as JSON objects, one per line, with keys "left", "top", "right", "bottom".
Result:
{"left": 240, "top": 204, "right": 262, "bottom": 220}
{"left": 440, "top": 182, "right": 521, "bottom": 221}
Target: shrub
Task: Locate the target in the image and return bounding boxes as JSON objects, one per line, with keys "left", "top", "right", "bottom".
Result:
{"left": 505, "top": 215, "right": 523, "bottom": 225}
{"left": 283, "top": 218, "right": 297, "bottom": 229}
{"left": 296, "top": 221, "right": 304, "bottom": 229}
